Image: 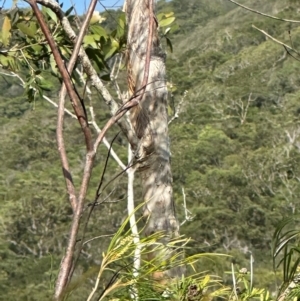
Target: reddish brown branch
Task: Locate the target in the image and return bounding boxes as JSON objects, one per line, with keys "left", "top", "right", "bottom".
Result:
{"left": 53, "top": 0, "right": 99, "bottom": 299}
{"left": 36, "top": 0, "right": 138, "bottom": 148}
{"left": 25, "top": 0, "right": 155, "bottom": 300}
{"left": 56, "top": 0, "right": 98, "bottom": 214}
{"left": 24, "top": 0, "right": 99, "bottom": 299}
{"left": 25, "top": 0, "right": 93, "bottom": 152}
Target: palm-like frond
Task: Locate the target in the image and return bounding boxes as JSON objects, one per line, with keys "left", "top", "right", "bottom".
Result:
{"left": 272, "top": 217, "right": 300, "bottom": 296}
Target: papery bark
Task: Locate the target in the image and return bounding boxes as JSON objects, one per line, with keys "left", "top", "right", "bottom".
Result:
{"left": 126, "top": 0, "right": 183, "bottom": 281}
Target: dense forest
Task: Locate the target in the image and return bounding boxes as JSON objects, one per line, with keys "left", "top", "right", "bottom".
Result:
{"left": 1, "top": 0, "right": 300, "bottom": 299}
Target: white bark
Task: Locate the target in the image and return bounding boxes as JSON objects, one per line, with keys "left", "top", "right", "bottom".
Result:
{"left": 127, "top": 145, "right": 141, "bottom": 300}
{"left": 126, "top": 0, "right": 183, "bottom": 280}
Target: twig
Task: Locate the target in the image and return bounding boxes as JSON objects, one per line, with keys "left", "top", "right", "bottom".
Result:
{"left": 83, "top": 234, "right": 114, "bottom": 246}
{"left": 74, "top": 67, "right": 127, "bottom": 170}
{"left": 180, "top": 187, "right": 194, "bottom": 226}
{"left": 0, "top": 70, "right": 77, "bottom": 118}
{"left": 88, "top": 0, "right": 156, "bottom": 164}
{"left": 227, "top": 0, "right": 300, "bottom": 23}
{"left": 231, "top": 263, "right": 238, "bottom": 300}
{"left": 110, "top": 54, "right": 125, "bottom": 103}
{"left": 252, "top": 25, "right": 295, "bottom": 52}
{"left": 168, "top": 90, "right": 187, "bottom": 125}
{"left": 250, "top": 252, "right": 253, "bottom": 291}
{"left": 89, "top": 106, "right": 126, "bottom": 170}
{"left": 127, "top": 144, "right": 140, "bottom": 301}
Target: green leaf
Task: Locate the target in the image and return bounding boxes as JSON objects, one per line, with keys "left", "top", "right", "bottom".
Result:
{"left": 103, "top": 46, "right": 117, "bottom": 61}
{"left": 164, "top": 12, "right": 174, "bottom": 18}
{"left": 49, "top": 54, "right": 58, "bottom": 76}
{"left": 0, "top": 54, "right": 9, "bottom": 67}
{"left": 85, "top": 48, "right": 106, "bottom": 73}
{"left": 116, "top": 13, "right": 125, "bottom": 39}
{"left": 89, "top": 25, "right": 108, "bottom": 39}
{"left": 31, "top": 44, "right": 43, "bottom": 54}
{"left": 157, "top": 13, "right": 164, "bottom": 22}
{"left": 10, "top": 10, "right": 19, "bottom": 26}
{"left": 17, "top": 21, "right": 38, "bottom": 38}
{"left": 64, "top": 6, "right": 74, "bottom": 16}
{"left": 39, "top": 79, "right": 53, "bottom": 91}
{"left": 166, "top": 37, "right": 173, "bottom": 53}
{"left": 26, "top": 86, "right": 36, "bottom": 102}
{"left": 83, "top": 34, "right": 98, "bottom": 48}
{"left": 164, "top": 27, "right": 171, "bottom": 35}
{"left": 43, "top": 7, "right": 58, "bottom": 23}
{"left": 159, "top": 16, "right": 175, "bottom": 28}
{"left": 100, "top": 74, "right": 111, "bottom": 81}
{"left": 2, "top": 16, "right": 11, "bottom": 46}
{"left": 0, "top": 53, "right": 18, "bottom": 70}
{"left": 59, "top": 45, "right": 71, "bottom": 56}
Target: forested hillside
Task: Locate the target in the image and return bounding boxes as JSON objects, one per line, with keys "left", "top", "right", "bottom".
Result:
{"left": 1, "top": 0, "right": 300, "bottom": 299}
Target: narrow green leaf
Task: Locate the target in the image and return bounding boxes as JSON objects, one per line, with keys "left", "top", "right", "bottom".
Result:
{"left": 117, "top": 13, "right": 125, "bottom": 38}
{"left": 2, "top": 16, "right": 11, "bottom": 46}
{"left": 43, "top": 7, "right": 58, "bottom": 23}
{"left": 49, "top": 54, "right": 58, "bottom": 76}
{"left": 100, "top": 74, "right": 111, "bottom": 81}
{"left": 104, "top": 46, "right": 117, "bottom": 61}
{"left": 64, "top": 6, "right": 74, "bottom": 16}
{"left": 166, "top": 37, "right": 173, "bottom": 53}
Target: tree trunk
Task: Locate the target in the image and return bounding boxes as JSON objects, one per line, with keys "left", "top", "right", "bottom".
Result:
{"left": 125, "top": 0, "right": 183, "bottom": 281}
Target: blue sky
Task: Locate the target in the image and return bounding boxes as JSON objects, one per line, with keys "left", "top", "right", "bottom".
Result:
{"left": 1, "top": 0, "right": 124, "bottom": 14}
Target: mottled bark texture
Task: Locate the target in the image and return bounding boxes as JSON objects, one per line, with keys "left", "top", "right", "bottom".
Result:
{"left": 126, "top": 0, "right": 183, "bottom": 281}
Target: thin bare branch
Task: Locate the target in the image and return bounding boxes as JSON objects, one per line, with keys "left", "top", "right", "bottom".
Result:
{"left": 83, "top": 234, "right": 114, "bottom": 246}
{"left": 89, "top": 106, "right": 127, "bottom": 170}
{"left": 180, "top": 187, "right": 194, "bottom": 226}
{"left": 252, "top": 25, "right": 297, "bottom": 53}
{"left": 89, "top": 0, "right": 156, "bottom": 164}
{"left": 75, "top": 67, "right": 127, "bottom": 170}
{"left": 168, "top": 90, "right": 187, "bottom": 125}
{"left": 0, "top": 70, "right": 77, "bottom": 118}
{"left": 227, "top": 0, "right": 300, "bottom": 23}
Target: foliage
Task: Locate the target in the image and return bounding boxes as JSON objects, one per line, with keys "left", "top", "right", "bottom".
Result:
{"left": 1, "top": 0, "right": 300, "bottom": 299}
{"left": 272, "top": 218, "right": 300, "bottom": 298}
{"left": 0, "top": 5, "right": 127, "bottom": 101}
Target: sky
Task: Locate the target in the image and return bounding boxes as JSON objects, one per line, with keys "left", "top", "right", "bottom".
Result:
{"left": 1, "top": 0, "right": 124, "bottom": 14}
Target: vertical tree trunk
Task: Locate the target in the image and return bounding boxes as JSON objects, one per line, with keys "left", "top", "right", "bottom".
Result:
{"left": 126, "top": 0, "right": 183, "bottom": 281}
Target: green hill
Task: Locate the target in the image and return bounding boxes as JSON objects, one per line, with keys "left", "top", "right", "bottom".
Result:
{"left": 1, "top": 0, "right": 300, "bottom": 299}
